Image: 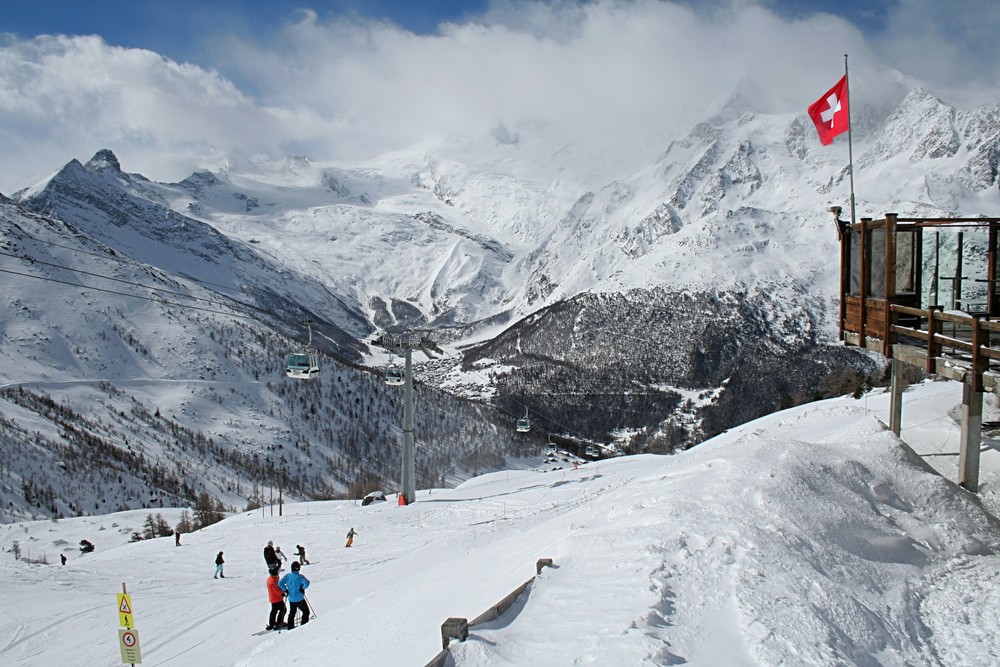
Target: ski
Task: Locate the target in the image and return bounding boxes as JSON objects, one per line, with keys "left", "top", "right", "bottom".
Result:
{"left": 252, "top": 627, "right": 285, "bottom": 636}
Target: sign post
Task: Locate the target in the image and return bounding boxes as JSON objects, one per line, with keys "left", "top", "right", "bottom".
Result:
{"left": 118, "top": 628, "right": 142, "bottom": 664}
{"left": 117, "top": 583, "right": 142, "bottom": 665}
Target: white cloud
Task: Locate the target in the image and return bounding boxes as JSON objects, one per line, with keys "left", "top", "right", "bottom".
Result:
{"left": 0, "top": 34, "right": 289, "bottom": 191}
{"left": 879, "top": 0, "right": 1000, "bottom": 104}
{"left": 0, "top": 0, "right": 994, "bottom": 194}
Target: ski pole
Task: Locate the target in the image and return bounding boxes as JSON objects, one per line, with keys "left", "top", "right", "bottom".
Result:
{"left": 304, "top": 593, "right": 318, "bottom": 619}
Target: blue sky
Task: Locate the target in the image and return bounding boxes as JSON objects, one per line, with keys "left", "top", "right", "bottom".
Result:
{"left": 0, "top": 1, "right": 493, "bottom": 62}
{"left": 0, "top": 0, "right": 997, "bottom": 193}
{"left": 1, "top": 1, "right": 888, "bottom": 65}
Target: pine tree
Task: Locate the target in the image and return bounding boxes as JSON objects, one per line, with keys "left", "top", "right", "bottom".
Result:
{"left": 154, "top": 513, "right": 173, "bottom": 537}
{"left": 193, "top": 493, "right": 223, "bottom": 529}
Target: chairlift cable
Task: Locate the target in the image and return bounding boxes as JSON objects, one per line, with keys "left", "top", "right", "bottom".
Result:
{"left": 0, "top": 249, "right": 253, "bottom": 312}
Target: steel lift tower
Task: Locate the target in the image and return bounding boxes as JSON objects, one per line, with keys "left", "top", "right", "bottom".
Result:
{"left": 371, "top": 331, "right": 440, "bottom": 504}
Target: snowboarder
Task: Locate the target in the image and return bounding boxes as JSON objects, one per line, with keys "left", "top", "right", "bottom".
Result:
{"left": 175, "top": 530, "right": 181, "bottom": 546}
{"left": 214, "top": 551, "right": 225, "bottom": 578}
{"left": 60, "top": 554, "right": 67, "bottom": 565}
{"left": 279, "top": 561, "right": 310, "bottom": 628}
{"left": 345, "top": 527, "right": 357, "bottom": 548}
{"left": 265, "top": 566, "right": 287, "bottom": 631}
{"left": 294, "top": 544, "right": 310, "bottom": 564}
{"left": 264, "top": 540, "right": 280, "bottom": 570}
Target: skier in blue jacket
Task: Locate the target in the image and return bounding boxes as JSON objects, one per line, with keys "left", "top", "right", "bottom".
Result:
{"left": 279, "top": 561, "right": 310, "bottom": 628}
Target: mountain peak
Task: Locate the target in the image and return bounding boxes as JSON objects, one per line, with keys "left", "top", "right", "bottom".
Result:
{"left": 85, "top": 149, "right": 122, "bottom": 173}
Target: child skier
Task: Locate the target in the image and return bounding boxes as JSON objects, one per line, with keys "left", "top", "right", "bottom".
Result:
{"left": 279, "top": 561, "right": 310, "bottom": 628}
{"left": 265, "top": 566, "right": 287, "bottom": 631}
{"left": 214, "top": 551, "right": 225, "bottom": 578}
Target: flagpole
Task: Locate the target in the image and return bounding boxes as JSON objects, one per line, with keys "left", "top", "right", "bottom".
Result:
{"left": 844, "top": 53, "right": 856, "bottom": 227}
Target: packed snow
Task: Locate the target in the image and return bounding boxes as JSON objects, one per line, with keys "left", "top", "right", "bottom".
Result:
{"left": 3, "top": 378, "right": 1000, "bottom": 666}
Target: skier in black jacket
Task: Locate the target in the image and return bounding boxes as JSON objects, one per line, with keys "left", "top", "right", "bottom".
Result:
{"left": 264, "top": 540, "right": 280, "bottom": 570}
{"left": 214, "top": 551, "right": 225, "bottom": 578}
{"left": 294, "top": 544, "right": 310, "bottom": 565}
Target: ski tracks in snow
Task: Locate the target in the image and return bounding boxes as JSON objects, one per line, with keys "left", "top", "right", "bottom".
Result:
{"left": 905, "top": 556, "right": 1000, "bottom": 665}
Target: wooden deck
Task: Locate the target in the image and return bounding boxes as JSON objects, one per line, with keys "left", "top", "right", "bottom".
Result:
{"left": 838, "top": 214, "right": 1000, "bottom": 492}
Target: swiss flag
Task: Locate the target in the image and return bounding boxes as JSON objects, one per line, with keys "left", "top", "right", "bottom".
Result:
{"left": 808, "top": 75, "right": 849, "bottom": 145}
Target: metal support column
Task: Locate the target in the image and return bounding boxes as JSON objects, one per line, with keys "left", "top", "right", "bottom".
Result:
{"left": 371, "top": 330, "right": 441, "bottom": 506}
{"left": 401, "top": 346, "right": 415, "bottom": 504}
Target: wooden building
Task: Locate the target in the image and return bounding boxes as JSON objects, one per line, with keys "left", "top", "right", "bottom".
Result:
{"left": 837, "top": 211, "right": 1000, "bottom": 492}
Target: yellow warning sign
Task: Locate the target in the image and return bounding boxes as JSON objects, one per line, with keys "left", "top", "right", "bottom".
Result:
{"left": 117, "top": 593, "right": 134, "bottom": 627}
{"left": 118, "top": 628, "right": 142, "bottom": 664}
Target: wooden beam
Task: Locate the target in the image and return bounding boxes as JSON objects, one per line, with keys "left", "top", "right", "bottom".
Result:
{"left": 884, "top": 213, "right": 898, "bottom": 358}
{"left": 860, "top": 218, "right": 870, "bottom": 348}
{"left": 958, "top": 378, "right": 983, "bottom": 492}
{"left": 889, "top": 358, "right": 904, "bottom": 436}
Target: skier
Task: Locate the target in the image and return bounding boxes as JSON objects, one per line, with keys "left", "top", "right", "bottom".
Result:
{"left": 175, "top": 531, "right": 181, "bottom": 546}
{"left": 265, "top": 566, "right": 287, "bottom": 631}
{"left": 60, "top": 554, "right": 67, "bottom": 565}
{"left": 345, "top": 527, "right": 357, "bottom": 548}
{"left": 264, "top": 540, "right": 280, "bottom": 570}
{"left": 274, "top": 545, "right": 288, "bottom": 564}
{"left": 214, "top": 551, "right": 225, "bottom": 578}
{"left": 294, "top": 544, "right": 310, "bottom": 564}
{"left": 279, "top": 561, "right": 310, "bottom": 628}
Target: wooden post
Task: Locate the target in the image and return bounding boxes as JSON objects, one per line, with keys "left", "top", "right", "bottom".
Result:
{"left": 889, "top": 357, "right": 904, "bottom": 436}
{"left": 958, "top": 377, "right": 983, "bottom": 492}
{"left": 989, "top": 222, "right": 998, "bottom": 316}
{"left": 884, "top": 214, "right": 898, "bottom": 357}
{"left": 839, "top": 214, "right": 849, "bottom": 341}
{"left": 955, "top": 230, "right": 965, "bottom": 310}
{"left": 971, "top": 315, "right": 987, "bottom": 393}
{"left": 441, "top": 617, "right": 469, "bottom": 648}
{"left": 926, "top": 306, "right": 942, "bottom": 373}
{"left": 859, "top": 218, "right": 870, "bottom": 347}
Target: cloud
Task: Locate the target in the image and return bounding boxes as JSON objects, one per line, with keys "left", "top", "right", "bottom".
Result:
{"left": 879, "top": 0, "right": 1000, "bottom": 103}
{"left": 208, "top": 2, "right": 878, "bottom": 167}
{"left": 0, "top": 0, "right": 994, "bottom": 193}
{"left": 0, "top": 33, "right": 288, "bottom": 191}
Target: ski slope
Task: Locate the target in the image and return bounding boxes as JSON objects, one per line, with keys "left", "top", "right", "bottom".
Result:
{"left": 2, "top": 379, "right": 1000, "bottom": 666}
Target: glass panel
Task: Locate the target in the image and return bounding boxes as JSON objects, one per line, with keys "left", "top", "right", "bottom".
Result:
{"left": 959, "top": 229, "right": 989, "bottom": 312}
{"left": 922, "top": 231, "right": 944, "bottom": 308}
{"left": 895, "top": 231, "right": 916, "bottom": 294}
{"left": 849, "top": 230, "right": 862, "bottom": 296}
{"left": 868, "top": 228, "right": 886, "bottom": 297}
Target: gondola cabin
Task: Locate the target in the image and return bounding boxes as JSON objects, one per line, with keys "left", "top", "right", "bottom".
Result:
{"left": 516, "top": 417, "right": 531, "bottom": 433}
{"left": 285, "top": 349, "right": 320, "bottom": 379}
{"left": 385, "top": 367, "right": 405, "bottom": 386}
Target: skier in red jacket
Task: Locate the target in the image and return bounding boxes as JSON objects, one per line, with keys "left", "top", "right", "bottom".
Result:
{"left": 265, "top": 566, "right": 287, "bottom": 631}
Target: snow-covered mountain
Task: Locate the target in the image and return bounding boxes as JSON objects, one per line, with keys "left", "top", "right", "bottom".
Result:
{"left": 1, "top": 86, "right": 998, "bottom": 521}
{"left": 0, "top": 173, "right": 528, "bottom": 523}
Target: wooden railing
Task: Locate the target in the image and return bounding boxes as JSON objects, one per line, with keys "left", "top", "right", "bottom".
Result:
{"left": 889, "top": 304, "right": 1000, "bottom": 388}
{"left": 425, "top": 558, "right": 555, "bottom": 667}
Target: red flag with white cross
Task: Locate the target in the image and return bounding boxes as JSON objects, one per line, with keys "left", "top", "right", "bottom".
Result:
{"left": 807, "top": 75, "right": 849, "bottom": 145}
